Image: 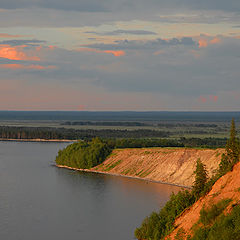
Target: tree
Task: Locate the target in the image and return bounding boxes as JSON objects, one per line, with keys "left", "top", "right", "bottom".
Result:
{"left": 226, "top": 118, "right": 239, "bottom": 164}
{"left": 193, "top": 158, "right": 208, "bottom": 198}
{"left": 219, "top": 118, "right": 240, "bottom": 175}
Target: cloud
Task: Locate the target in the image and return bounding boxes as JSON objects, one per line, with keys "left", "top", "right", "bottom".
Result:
{"left": 198, "top": 95, "right": 218, "bottom": 103}
{"left": 0, "top": 44, "right": 40, "bottom": 61}
{"left": 0, "top": 63, "right": 56, "bottom": 70}
{"left": 209, "top": 95, "right": 218, "bottom": 102}
{"left": 198, "top": 36, "right": 221, "bottom": 48}
{"left": 0, "top": 39, "right": 46, "bottom": 46}
{"left": 0, "top": 34, "right": 239, "bottom": 110}
{"left": 198, "top": 39, "right": 208, "bottom": 48}
{"left": 77, "top": 48, "right": 125, "bottom": 57}
{"left": 0, "top": 33, "right": 28, "bottom": 38}
{"left": 80, "top": 37, "right": 197, "bottom": 51}
{"left": 0, "top": 4, "right": 239, "bottom": 29}
{"left": 199, "top": 96, "right": 207, "bottom": 103}
{"left": 85, "top": 30, "right": 157, "bottom": 36}
{"left": 0, "top": 0, "right": 240, "bottom": 13}
{"left": 103, "top": 50, "right": 125, "bottom": 57}
{"left": 0, "top": 0, "right": 107, "bottom": 12}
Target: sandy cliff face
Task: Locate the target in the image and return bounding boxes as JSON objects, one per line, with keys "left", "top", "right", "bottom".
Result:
{"left": 92, "top": 148, "right": 225, "bottom": 187}
{"left": 166, "top": 161, "right": 240, "bottom": 239}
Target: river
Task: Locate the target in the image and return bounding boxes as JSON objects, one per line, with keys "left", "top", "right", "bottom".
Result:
{"left": 0, "top": 142, "right": 182, "bottom": 240}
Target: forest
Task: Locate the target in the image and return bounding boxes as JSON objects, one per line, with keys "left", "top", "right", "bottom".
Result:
{"left": 0, "top": 126, "right": 169, "bottom": 140}
{"left": 55, "top": 138, "right": 111, "bottom": 169}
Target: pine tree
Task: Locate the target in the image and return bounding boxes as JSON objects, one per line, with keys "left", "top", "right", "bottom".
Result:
{"left": 193, "top": 158, "right": 208, "bottom": 198}
{"left": 219, "top": 118, "right": 240, "bottom": 175}
{"left": 226, "top": 118, "right": 240, "bottom": 164}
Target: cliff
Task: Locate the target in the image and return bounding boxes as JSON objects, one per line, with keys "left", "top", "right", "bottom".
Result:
{"left": 166, "top": 161, "right": 240, "bottom": 239}
{"left": 92, "top": 148, "right": 224, "bottom": 187}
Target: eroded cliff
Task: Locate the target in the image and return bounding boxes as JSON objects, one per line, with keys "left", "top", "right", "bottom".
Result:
{"left": 92, "top": 148, "right": 224, "bottom": 187}
{"left": 166, "top": 161, "right": 240, "bottom": 239}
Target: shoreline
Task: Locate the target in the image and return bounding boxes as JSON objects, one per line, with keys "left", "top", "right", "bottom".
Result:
{"left": 0, "top": 138, "right": 77, "bottom": 143}
{"left": 56, "top": 164, "right": 191, "bottom": 189}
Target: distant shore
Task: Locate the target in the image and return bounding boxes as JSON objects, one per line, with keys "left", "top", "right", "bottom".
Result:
{"left": 56, "top": 164, "right": 190, "bottom": 189}
{"left": 0, "top": 138, "right": 77, "bottom": 143}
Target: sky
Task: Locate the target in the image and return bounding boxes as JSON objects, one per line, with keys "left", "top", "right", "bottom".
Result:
{"left": 0, "top": 0, "right": 240, "bottom": 111}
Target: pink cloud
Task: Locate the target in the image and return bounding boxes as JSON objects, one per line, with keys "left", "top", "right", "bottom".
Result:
{"left": 233, "top": 36, "right": 240, "bottom": 39}
{"left": 209, "top": 95, "right": 218, "bottom": 102}
{"left": 0, "top": 63, "right": 56, "bottom": 70}
{"left": 154, "top": 50, "right": 165, "bottom": 55}
{"left": 103, "top": 50, "right": 125, "bottom": 57}
{"left": 0, "top": 33, "right": 28, "bottom": 38}
{"left": 198, "top": 36, "right": 221, "bottom": 48}
{"left": 198, "top": 39, "right": 208, "bottom": 48}
{"left": 78, "top": 105, "right": 86, "bottom": 111}
{"left": 210, "top": 37, "right": 221, "bottom": 44}
{"left": 199, "top": 95, "right": 218, "bottom": 103}
{"left": 199, "top": 96, "right": 207, "bottom": 103}
{"left": 0, "top": 44, "right": 40, "bottom": 61}
{"left": 77, "top": 48, "right": 125, "bottom": 57}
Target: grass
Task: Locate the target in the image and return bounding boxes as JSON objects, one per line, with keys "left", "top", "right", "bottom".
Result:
{"left": 103, "top": 160, "right": 122, "bottom": 171}
{"left": 121, "top": 169, "right": 131, "bottom": 175}
{"left": 199, "top": 199, "right": 232, "bottom": 226}
{"left": 139, "top": 169, "right": 152, "bottom": 178}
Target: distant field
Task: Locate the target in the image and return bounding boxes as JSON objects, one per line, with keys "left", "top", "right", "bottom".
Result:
{"left": 0, "top": 111, "right": 239, "bottom": 139}
{"left": 0, "top": 120, "right": 236, "bottom": 139}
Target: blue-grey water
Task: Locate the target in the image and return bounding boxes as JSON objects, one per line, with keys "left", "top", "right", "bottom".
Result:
{"left": 0, "top": 142, "right": 181, "bottom": 240}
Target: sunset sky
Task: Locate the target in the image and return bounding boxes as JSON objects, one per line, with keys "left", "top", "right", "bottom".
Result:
{"left": 0, "top": 0, "right": 240, "bottom": 111}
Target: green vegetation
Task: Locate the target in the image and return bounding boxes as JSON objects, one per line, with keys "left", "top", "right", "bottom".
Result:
{"left": 55, "top": 138, "right": 111, "bottom": 169}
{"left": 191, "top": 201, "right": 240, "bottom": 240}
{"left": 0, "top": 125, "right": 229, "bottom": 148}
{"left": 105, "top": 138, "right": 183, "bottom": 148}
{"left": 134, "top": 156, "right": 210, "bottom": 240}
{"left": 102, "top": 160, "right": 122, "bottom": 171}
{"left": 134, "top": 190, "right": 195, "bottom": 240}
{"left": 218, "top": 118, "right": 240, "bottom": 176}
{"left": 199, "top": 199, "right": 231, "bottom": 226}
{"left": 0, "top": 126, "right": 170, "bottom": 140}
{"left": 192, "top": 159, "right": 208, "bottom": 198}
{"left": 105, "top": 137, "right": 227, "bottom": 149}
{"left": 61, "top": 121, "right": 149, "bottom": 126}
{"left": 135, "top": 119, "right": 240, "bottom": 240}
{"left": 202, "top": 118, "right": 240, "bottom": 195}
{"left": 180, "top": 137, "right": 226, "bottom": 148}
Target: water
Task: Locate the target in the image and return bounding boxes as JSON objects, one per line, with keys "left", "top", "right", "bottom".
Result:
{"left": 0, "top": 142, "right": 182, "bottom": 240}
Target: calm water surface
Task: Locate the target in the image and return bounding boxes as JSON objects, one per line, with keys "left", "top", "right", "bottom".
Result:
{"left": 0, "top": 142, "right": 182, "bottom": 240}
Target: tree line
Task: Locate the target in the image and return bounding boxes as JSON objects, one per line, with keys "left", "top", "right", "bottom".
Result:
{"left": 0, "top": 126, "right": 170, "bottom": 140}
{"left": 0, "top": 126, "right": 228, "bottom": 148}
{"left": 61, "top": 121, "right": 149, "bottom": 126}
